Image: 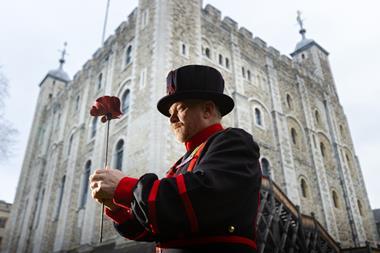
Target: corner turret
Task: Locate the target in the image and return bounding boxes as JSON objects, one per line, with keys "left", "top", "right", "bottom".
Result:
{"left": 291, "top": 11, "right": 335, "bottom": 90}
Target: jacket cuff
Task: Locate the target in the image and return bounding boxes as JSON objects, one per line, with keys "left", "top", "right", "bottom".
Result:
{"left": 113, "top": 176, "right": 139, "bottom": 208}
{"left": 105, "top": 207, "right": 133, "bottom": 224}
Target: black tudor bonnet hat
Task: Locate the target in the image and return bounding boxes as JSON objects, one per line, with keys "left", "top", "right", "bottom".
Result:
{"left": 157, "top": 65, "right": 234, "bottom": 117}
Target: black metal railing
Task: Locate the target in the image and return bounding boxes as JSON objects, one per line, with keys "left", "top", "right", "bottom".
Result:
{"left": 257, "top": 176, "right": 379, "bottom": 253}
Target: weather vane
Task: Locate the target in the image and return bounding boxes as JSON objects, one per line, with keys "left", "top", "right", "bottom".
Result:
{"left": 58, "top": 42, "right": 68, "bottom": 69}
{"left": 297, "top": 10, "right": 306, "bottom": 40}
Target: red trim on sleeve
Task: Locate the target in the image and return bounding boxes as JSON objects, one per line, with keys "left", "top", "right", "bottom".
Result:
{"left": 113, "top": 177, "right": 139, "bottom": 208}
{"left": 148, "top": 180, "right": 161, "bottom": 234}
{"left": 104, "top": 206, "right": 133, "bottom": 224}
{"left": 176, "top": 174, "right": 199, "bottom": 233}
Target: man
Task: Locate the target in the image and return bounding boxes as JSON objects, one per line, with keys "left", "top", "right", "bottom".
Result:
{"left": 90, "top": 65, "right": 261, "bottom": 253}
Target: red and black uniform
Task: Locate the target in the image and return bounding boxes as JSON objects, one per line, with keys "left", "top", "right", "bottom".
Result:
{"left": 106, "top": 123, "right": 261, "bottom": 253}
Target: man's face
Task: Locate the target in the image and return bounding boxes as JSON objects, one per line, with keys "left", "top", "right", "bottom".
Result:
{"left": 168, "top": 100, "right": 206, "bottom": 143}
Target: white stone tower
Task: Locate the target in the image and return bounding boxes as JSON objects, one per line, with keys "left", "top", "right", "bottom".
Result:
{"left": 2, "top": 2, "right": 378, "bottom": 253}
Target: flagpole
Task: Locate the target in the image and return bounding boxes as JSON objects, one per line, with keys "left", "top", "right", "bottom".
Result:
{"left": 101, "top": 0, "right": 111, "bottom": 45}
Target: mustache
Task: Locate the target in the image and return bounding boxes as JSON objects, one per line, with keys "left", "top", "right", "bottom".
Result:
{"left": 171, "top": 123, "right": 183, "bottom": 129}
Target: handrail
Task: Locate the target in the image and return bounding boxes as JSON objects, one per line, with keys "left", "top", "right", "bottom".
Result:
{"left": 260, "top": 176, "right": 341, "bottom": 252}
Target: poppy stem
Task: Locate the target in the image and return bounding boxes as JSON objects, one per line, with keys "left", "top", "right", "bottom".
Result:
{"left": 100, "top": 119, "right": 111, "bottom": 243}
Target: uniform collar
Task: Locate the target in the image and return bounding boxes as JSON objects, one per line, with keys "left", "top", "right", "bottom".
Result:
{"left": 185, "top": 123, "right": 224, "bottom": 151}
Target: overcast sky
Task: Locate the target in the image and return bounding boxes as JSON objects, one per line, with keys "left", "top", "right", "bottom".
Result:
{"left": 0, "top": 0, "right": 379, "bottom": 210}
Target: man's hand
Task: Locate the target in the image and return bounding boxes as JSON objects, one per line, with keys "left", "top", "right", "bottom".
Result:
{"left": 90, "top": 168, "right": 126, "bottom": 207}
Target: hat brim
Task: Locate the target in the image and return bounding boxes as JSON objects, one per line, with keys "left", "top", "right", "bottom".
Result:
{"left": 157, "top": 91, "right": 235, "bottom": 117}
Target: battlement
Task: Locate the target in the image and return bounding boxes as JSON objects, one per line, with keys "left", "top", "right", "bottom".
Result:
{"left": 239, "top": 27, "right": 253, "bottom": 39}
{"left": 222, "top": 16, "right": 238, "bottom": 31}
{"left": 280, "top": 54, "right": 292, "bottom": 66}
{"left": 267, "top": 46, "right": 280, "bottom": 58}
{"left": 252, "top": 37, "right": 267, "bottom": 49}
{"left": 203, "top": 4, "right": 221, "bottom": 21}
{"left": 200, "top": 3, "right": 310, "bottom": 69}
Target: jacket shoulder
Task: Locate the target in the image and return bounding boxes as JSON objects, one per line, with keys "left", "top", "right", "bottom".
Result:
{"left": 207, "top": 127, "right": 260, "bottom": 157}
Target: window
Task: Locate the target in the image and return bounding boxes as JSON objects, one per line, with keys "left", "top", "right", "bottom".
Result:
{"left": 247, "top": 70, "right": 251, "bottom": 81}
{"left": 205, "top": 48, "right": 211, "bottom": 58}
{"left": 291, "top": 128, "right": 297, "bottom": 145}
{"left": 181, "top": 44, "right": 187, "bottom": 56}
{"left": 357, "top": 200, "right": 363, "bottom": 216}
{"left": 286, "top": 94, "right": 293, "bottom": 110}
{"left": 68, "top": 134, "right": 73, "bottom": 155}
{"left": 91, "top": 117, "right": 97, "bottom": 138}
{"left": 34, "top": 189, "right": 45, "bottom": 228}
{"left": 122, "top": 89, "right": 130, "bottom": 114}
{"left": 55, "top": 176, "right": 66, "bottom": 220}
{"left": 346, "top": 153, "right": 353, "bottom": 172}
{"left": 225, "top": 58, "right": 229, "bottom": 69}
{"left": 97, "top": 73, "right": 103, "bottom": 90}
{"left": 141, "top": 9, "right": 149, "bottom": 29}
{"left": 340, "top": 125, "right": 345, "bottom": 138}
{"left": 332, "top": 190, "right": 339, "bottom": 208}
{"left": 75, "top": 96, "right": 80, "bottom": 111}
{"left": 114, "top": 140, "right": 124, "bottom": 170}
{"left": 219, "top": 54, "right": 223, "bottom": 65}
{"left": 80, "top": 161, "right": 91, "bottom": 208}
{"left": 140, "top": 69, "right": 147, "bottom": 89}
{"left": 261, "top": 158, "right": 270, "bottom": 177}
{"left": 315, "top": 110, "right": 320, "bottom": 124}
{"left": 0, "top": 218, "right": 7, "bottom": 228}
{"left": 320, "top": 142, "right": 325, "bottom": 157}
{"left": 255, "top": 108, "right": 262, "bottom": 126}
{"left": 300, "top": 179, "right": 308, "bottom": 198}
{"left": 55, "top": 113, "right": 61, "bottom": 129}
{"left": 242, "top": 67, "right": 246, "bottom": 78}
{"left": 126, "top": 45, "right": 132, "bottom": 65}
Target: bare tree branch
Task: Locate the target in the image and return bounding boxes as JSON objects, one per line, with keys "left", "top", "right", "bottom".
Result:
{"left": 0, "top": 66, "right": 18, "bottom": 161}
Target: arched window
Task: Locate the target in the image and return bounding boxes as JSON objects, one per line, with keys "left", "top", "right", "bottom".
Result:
{"left": 75, "top": 95, "right": 80, "bottom": 111}
{"left": 300, "top": 179, "right": 308, "bottom": 198}
{"left": 56, "top": 113, "right": 61, "bottom": 128}
{"left": 320, "top": 142, "right": 326, "bottom": 157}
{"left": 181, "top": 44, "right": 187, "bottom": 56}
{"left": 242, "top": 67, "right": 246, "bottom": 78}
{"left": 80, "top": 161, "right": 91, "bottom": 208}
{"left": 261, "top": 158, "right": 270, "bottom": 177}
{"left": 219, "top": 54, "right": 223, "bottom": 65}
{"left": 122, "top": 89, "right": 130, "bottom": 114}
{"left": 332, "top": 190, "right": 339, "bottom": 208}
{"left": 286, "top": 94, "right": 293, "bottom": 110}
{"left": 315, "top": 110, "right": 320, "bottom": 124}
{"left": 340, "top": 125, "right": 345, "bottom": 138}
{"left": 91, "top": 117, "right": 97, "bottom": 138}
{"left": 225, "top": 58, "right": 229, "bottom": 69}
{"left": 345, "top": 154, "right": 350, "bottom": 165}
{"left": 55, "top": 175, "right": 66, "bottom": 220}
{"left": 34, "top": 188, "right": 45, "bottom": 228}
{"left": 291, "top": 128, "right": 297, "bottom": 145}
{"left": 357, "top": 200, "right": 363, "bottom": 216}
{"left": 126, "top": 45, "right": 132, "bottom": 65}
{"left": 114, "top": 140, "right": 124, "bottom": 170}
{"left": 205, "top": 48, "right": 211, "bottom": 58}
{"left": 68, "top": 134, "right": 73, "bottom": 155}
{"left": 255, "top": 108, "right": 262, "bottom": 126}
{"left": 247, "top": 70, "right": 251, "bottom": 81}
{"left": 97, "top": 73, "right": 103, "bottom": 90}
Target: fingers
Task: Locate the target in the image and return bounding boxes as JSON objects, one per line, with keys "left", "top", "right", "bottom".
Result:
{"left": 90, "top": 181, "right": 98, "bottom": 191}
{"left": 89, "top": 169, "right": 106, "bottom": 182}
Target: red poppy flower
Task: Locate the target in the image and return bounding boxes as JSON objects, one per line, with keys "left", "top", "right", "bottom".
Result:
{"left": 90, "top": 96, "right": 123, "bottom": 123}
